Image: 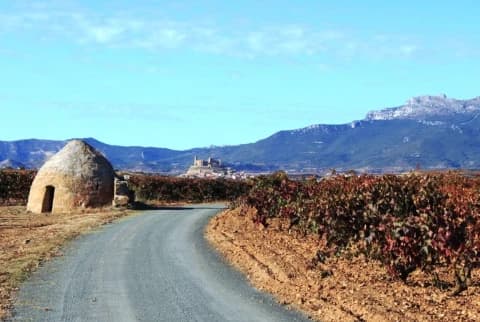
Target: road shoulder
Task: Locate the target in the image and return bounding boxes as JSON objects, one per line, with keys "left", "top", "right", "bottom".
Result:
{"left": 205, "top": 207, "right": 480, "bottom": 322}
{"left": 0, "top": 206, "right": 132, "bottom": 321}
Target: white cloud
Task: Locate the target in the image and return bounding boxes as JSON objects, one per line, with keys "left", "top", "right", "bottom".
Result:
{"left": 136, "top": 28, "right": 187, "bottom": 49}
{"left": 87, "top": 25, "right": 125, "bottom": 44}
{"left": 231, "top": 26, "right": 343, "bottom": 57}
{"left": 0, "top": 4, "right": 471, "bottom": 61}
{"left": 399, "top": 44, "right": 417, "bottom": 56}
{"left": 246, "top": 31, "right": 266, "bottom": 53}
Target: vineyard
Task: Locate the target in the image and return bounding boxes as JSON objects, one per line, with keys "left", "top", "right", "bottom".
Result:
{"left": 0, "top": 170, "right": 36, "bottom": 206}
{"left": 128, "top": 174, "right": 251, "bottom": 203}
{"left": 237, "top": 171, "right": 480, "bottom": 295}
{"left": 0, "top": 170, "right": 250, "bottom": 206}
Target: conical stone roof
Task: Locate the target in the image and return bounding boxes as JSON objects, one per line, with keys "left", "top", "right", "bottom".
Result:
{"left": 38, "top": 140, "right": 113, "bottom": 177}
{"left": 27, "top": 140, "right": 115, "bottom": 213}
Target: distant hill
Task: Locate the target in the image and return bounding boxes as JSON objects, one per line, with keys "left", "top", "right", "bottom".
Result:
{"left": 0, "top": 159, "right": 26, "bottom": 169}
{"left": 2, "top": 94, "right": 480, "bottom": 173}
{"left": 0, "top": 138, "right": 190, "bottom": 173}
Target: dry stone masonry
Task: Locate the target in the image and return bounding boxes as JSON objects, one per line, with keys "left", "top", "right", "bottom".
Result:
{"left": 27, "top": 140, "right": 115, "bottom": 213}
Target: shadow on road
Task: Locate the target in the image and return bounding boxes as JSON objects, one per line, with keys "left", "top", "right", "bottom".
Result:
{"left": 130, "top": 202, "right": 226, "bottom": 211}
{"left": 130, "top": 202, "right": 195, "bottom": 211}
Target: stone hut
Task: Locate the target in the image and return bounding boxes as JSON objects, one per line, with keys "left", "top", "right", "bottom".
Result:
{"left": 26, "top": 140, "right": 115, "bottom": 213}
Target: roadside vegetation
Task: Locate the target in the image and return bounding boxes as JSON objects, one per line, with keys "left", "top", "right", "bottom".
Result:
{"left": 0, "top": 169, "right": 251, "bottom": 206}
{"left": 0, "top": 170, "right": 35, "bottom": 206}
{"left": 127, "top": 173, "right": 251, "bottom": 204}
{"left": 208, "top": 171, "right": 480, "bottom": 321}
{"left": 237, "top": 171, "right": 480, "bottom": 295}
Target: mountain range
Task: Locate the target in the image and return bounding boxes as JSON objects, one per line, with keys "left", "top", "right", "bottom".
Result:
{"left": 2, "top": 94, "right": 480, "bottom": 174}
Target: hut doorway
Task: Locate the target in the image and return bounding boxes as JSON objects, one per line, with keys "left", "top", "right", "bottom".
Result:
{"left": 41, "top": 186, "right": 55, "bottom": 213}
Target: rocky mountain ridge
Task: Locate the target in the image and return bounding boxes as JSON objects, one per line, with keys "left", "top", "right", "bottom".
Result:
{"left": 365, "top": 95, "right": 480, "bottom": 121}
{"left": 2, "top": 95, "right": 480, "bottom": 174}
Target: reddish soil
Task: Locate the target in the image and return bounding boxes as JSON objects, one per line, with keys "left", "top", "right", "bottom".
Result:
{"left": 206, "top": 207, "right": 480, "bottom": 322}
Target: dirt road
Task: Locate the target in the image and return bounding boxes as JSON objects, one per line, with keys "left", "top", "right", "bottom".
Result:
{"left": 9, "top": 205, "right": 309, "bottom": 322}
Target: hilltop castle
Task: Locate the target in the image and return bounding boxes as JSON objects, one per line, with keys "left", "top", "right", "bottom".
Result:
{"left": 193, "top": 156, "right": 222, "bottom": 168}
{"left": 184, "top": 156, "right": 226, "bottom": 178}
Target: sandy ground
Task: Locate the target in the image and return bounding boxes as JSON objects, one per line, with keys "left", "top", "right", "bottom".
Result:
{"left": 0, "top": 206, "right": 131, "bottom": 321}
{"left": 206, "top": 207, "right": 480, "bottom": 322}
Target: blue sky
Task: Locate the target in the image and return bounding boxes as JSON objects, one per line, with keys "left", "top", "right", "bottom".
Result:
{"left": 1, "top": 0, "right": 479, "bottom": 150}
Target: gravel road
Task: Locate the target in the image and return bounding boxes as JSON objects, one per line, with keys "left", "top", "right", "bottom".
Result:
{"left": 10, "top": 205, "right": 310, "bottom": 322}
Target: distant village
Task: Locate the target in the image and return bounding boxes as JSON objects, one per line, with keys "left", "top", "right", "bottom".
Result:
{"left": 181, "top": 156, "right": 249, "bottom": 180}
